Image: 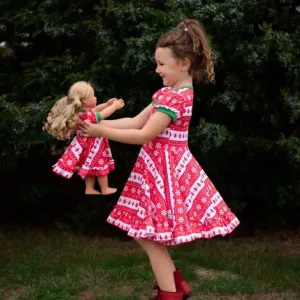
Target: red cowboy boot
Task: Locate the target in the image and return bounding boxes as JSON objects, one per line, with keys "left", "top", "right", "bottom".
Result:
{"left": 158, "top": 290, "right": 184, "bottom": 300}
{"left": 153, "top": 269, "right": 191, "bottom": 299}
{"left": 173, "top": 269, "right": 191, "bottom": 298}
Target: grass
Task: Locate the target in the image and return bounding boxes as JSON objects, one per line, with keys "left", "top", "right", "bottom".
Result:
{"left": 0, "top": 228, "right": 299, "bottom": 299}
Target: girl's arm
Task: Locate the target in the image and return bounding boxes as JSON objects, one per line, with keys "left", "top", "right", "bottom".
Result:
{"left": 100, "top": 103, "right": 153, "bottom": 129}
{"left": 80, "top": 111, "right": 172, "bottom": 145}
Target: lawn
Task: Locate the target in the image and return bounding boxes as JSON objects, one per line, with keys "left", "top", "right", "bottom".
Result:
{"left": 0, "top": 228, "right": 299, "bottom": 299}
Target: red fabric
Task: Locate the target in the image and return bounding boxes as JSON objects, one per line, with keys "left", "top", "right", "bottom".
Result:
{"left": 53, "top": 109, "right": 115, "bottom": 179}
{"left": 107, "top": 88, "right": 239, "bottom": 245}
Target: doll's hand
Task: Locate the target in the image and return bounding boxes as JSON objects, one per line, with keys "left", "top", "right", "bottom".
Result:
{"left": 107, "top": 98, "right": 117, "bottom": 106}
{"left": 113, "top": 99, "right": 125, "bottom": 110}
{"left": 80, "top": 120, "right": 103, "bottom": 137}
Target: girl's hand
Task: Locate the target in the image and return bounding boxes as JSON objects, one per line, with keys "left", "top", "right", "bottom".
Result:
{"left": 80, "top": 120, "right": 103, "bottom": 137}
{"left": 114, "top": 99, "right": 125, "bottom": 110}
{"left": 107, "top": 98, "right": 117, "bottom": 106}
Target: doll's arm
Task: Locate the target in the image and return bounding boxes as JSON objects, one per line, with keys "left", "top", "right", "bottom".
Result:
{"left": 92, "top": 98, "right": 117, "bottom": 112}
{"left": 100, "top": 103, "right": 153, "bottom": 129}
{"left": 98, "top": 99, "right": 125, "bottom": 120}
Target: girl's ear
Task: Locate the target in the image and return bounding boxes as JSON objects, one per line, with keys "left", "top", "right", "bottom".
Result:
{"left": 180, "top": 57, "right": 191, "bottom": 71}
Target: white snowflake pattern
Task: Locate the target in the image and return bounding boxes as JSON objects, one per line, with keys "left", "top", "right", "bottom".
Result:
{"left": 137, "top": 190, "right": 141, "bottom": 195}
{"left": 164, "top": 221, "right": 169, "bottom": 227}
{"left": 154, "top": 150, "right": 159, "bottom": 156}
{"left": 175, "top": 190, "right": 181, "bottom": 196}
{"left": 196, "top": 204, "right": 202, "bottom": 210}
{"left": 157, "top": 223, "right": 162, "bottom": 228}
{"left": 175, "top": 182, "right": 179, "bottom": 187}
{"left": 67, "top": 160, "right": 72, "bottom": 166}
{"left": 177, "top": 199, "right": 183, "bottom": 205}
{"left": 156, "top": 203, "right": 162, "bottom": 209}
{"left": 191, "top": 167, "right": 196, "bottom": 173}
{"left": 167, "top": 210, "right": 172, "bottom": 219}
{"left": 178, "top": 208, "right": 183, "bottom": 214}
{"left": 161, "top": 210, "right": 167, "bottom": 216}
{"left": 180, "top": 186, "right": 185, "bottom": 192}
{"left": 201, "top": 197, "right": 207, "bottom": 203}
{"left": 178, "top": 217, "right": 184, "bottom": 223}
{"left": 193, "top": 212, "right": 198, "bottom": 217}
{"left": 131, "top": 188, "right": 136, "bottom": 194}
{"left": 156, "top": 142, "right": 161, "bottom": 149}
{"left": 185, "top": 179, "right": 189, "bottom": 185}
{"left": 98, "top": 159, "right": 104, "bottom": 164}
{"left": 158, "top": 157, "right": 162, "bottom": 164}
{"left": 124, "top": 186, "right": 128, "bottom": 192}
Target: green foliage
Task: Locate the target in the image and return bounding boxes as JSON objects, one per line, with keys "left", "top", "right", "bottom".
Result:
{"left": 0, "top": 0, "right": 299, "bottom": 230}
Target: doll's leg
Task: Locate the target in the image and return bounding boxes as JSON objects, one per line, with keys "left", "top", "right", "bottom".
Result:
{"left": 97, "top": 175, "right": 117, "bottom": 195}
{"left": 135, "top": 238, "right": 176, "bottom": 292}
{"left": 85, "top": 176, "right": 101, "bottom": 195}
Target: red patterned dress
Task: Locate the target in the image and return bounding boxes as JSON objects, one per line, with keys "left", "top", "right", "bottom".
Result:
{"left": 107, "top": 87, "right": 239, "bottom": 245}
{"left": 53, "top": 109, "right": 115, "bottom": 179}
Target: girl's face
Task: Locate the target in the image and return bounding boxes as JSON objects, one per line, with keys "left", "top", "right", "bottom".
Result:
{"left": 155, "top": 47, "right": 188, "bottom": 88}
{"left": 83, "top": 88, "right": 97, "bottom": 108}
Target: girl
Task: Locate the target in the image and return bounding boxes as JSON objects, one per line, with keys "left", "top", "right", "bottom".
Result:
{"left": 43, "top": 81, "right": 124, "bottom": 195}
{"left": 80, "top": 20, "right": 239, "bottom": 299}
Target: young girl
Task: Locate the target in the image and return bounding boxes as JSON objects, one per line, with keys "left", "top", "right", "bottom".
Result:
{"left": 43, "top": 81, "right": 124, "bottom": 195}
{"left": 80, "top": 20, "right": 239, "bottom": 299}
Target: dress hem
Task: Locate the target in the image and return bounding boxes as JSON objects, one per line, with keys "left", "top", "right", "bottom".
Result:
{"left": 107, "top": 216, "right": 240, "bottom": 246}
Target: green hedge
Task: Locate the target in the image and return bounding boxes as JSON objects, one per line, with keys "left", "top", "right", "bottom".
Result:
{"left": 0, "top": 0, "right": 299, "bottom": 231}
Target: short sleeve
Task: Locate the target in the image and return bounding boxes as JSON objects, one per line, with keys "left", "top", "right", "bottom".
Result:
{"left": 152, "top": 87, "right": 169, "bottom": 105}
{"left": 79, "top": 110, "right": 102, "bottom": 123}
{"left": 154, "top": 91, "right": 184, "bottom": 122}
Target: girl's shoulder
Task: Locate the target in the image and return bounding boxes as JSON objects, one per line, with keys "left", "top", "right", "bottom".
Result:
{"left": 152, "top": 87, "right": 171, "bottom": 101}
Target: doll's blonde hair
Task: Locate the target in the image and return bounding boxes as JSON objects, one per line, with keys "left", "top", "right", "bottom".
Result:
{"left": 43, "top": 81, "right": 93, "bottom": 140}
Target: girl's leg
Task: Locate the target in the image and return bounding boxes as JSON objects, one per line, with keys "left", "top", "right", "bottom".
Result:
{"left": 85, "top": 176, "right": 101, "bottom": 194}
{"left": 97, "top": 175, "right": 117, "bottom": 195}
{"left": 136, "top": 238, "right": 176, "bottom": 292}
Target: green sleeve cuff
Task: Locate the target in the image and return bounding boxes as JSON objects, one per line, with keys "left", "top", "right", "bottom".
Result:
{"left": 152, "top": 100, "right": 157, "bottom": 105}
{"left": 95, "top": 112, "right": 102, "bottom": 122}
{"left": 156, "top": 107, "right": 176, "bottom": 121}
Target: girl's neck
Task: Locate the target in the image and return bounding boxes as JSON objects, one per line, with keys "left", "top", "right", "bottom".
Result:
{"left": 170, "top": 77, "right": 193, "bottom": 91}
